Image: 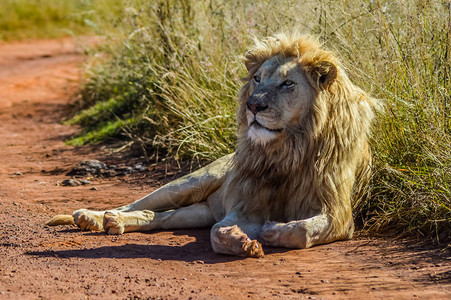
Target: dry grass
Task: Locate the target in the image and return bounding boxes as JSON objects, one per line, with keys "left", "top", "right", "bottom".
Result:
{"left": 50, "top": 0, "right": 451, "bottom": 243}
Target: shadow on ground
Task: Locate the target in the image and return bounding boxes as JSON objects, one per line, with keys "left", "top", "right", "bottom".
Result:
{"left": 26, "top": 228, "right": 291, "bottom": 264}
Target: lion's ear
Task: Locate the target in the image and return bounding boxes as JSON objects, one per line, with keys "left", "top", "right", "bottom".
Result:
{"left": 305, "top": 60, "right": 338, "bottom": 90}
{"left": 244, "top": 52, "right": 263, "bottom": 75}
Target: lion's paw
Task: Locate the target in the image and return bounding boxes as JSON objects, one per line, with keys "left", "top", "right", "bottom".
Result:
{"left": 103, "top": 211, "right": 125, "bottom": 235}
{"left": 242, "top": 239, "right": 264, "bottom": 258}
{"left": 213, "top": 225, "right": 264, "bottom": 258}
{"left": 260, "top": 222, "right": 282, "bottom": 246}
{"left": 73, "top": 209, "right": 104, "bottom": 231}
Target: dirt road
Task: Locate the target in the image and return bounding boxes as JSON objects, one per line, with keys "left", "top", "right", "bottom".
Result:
{"left": 0, "top": 38, "right": 449, "bottom": 299}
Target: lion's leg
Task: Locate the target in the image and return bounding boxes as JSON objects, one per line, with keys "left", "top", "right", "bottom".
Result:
{"left": 102, "top": 202, "right": 216, "bottom": 235}
{"left": 70, "top": 154, "right": 232, "bottom": 231}
{"left": 260, "top": 214, "right": 352, "bottom": 248}
{"left": 116, "top": 154, "right": 232, "bottom": 213}
{"left": 210, "top": 212, "right": 264, "bottom": 258}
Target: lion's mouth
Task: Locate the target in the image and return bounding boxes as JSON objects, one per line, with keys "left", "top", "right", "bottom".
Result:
{"left": 250, "top": 120, "right": 283, "bottom": 133}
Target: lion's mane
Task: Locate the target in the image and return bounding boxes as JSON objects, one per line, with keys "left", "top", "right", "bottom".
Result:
{"left": 223, "top": 33, "right": 376, "bottom": 242}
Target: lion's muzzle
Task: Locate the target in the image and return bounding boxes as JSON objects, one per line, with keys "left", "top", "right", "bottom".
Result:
{"left": 246, "top": 90, "right": 273, "bottom": 115}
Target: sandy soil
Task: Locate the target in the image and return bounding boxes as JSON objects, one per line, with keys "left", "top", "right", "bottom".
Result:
{"left": 0, "top": 37, "right": 449, "bottom": 300}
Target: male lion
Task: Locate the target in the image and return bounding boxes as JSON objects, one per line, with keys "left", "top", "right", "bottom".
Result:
{"left": 47, "top": 33, "right": 376, "bottom": 258}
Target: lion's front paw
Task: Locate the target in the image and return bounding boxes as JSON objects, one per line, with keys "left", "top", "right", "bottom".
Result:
{"left": 103, "top": 211, "right": 125, "bottom": 235}
{"left": 242, "top": 239, "right": 264, "bottom": 258}
{"left": 260, "top": 222, "right": 282, "bottom": 246}
{"left": 212, "top": 225, "right": 264, "bottom": 258}
{"left": 73, "top": 209, "right": 104, "bottom": 231}
{"left": 72, "top": 209, "right": 103, "bottom": 231}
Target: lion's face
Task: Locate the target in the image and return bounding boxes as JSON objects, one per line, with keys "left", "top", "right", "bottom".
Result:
{"left": 244, "top": 55, "right": 316, "bottom": 145}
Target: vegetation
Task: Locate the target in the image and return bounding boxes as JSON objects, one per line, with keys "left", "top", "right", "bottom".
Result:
{"left": 0, "top": 0, "right": 123, "bottom": 41}
{"left": 3, "top": 0, "right": 449, "bottom": 242}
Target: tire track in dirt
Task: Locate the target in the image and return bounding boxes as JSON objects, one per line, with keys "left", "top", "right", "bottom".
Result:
{"left": 0, "top": 38, "right": 449, "bottom": 299}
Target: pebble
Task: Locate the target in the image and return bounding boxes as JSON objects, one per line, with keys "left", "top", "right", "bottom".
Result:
{"left": 66, "top": 160, "right": 148, "bottom": 177}
{"left": 61, "top": 179, "right": 91, "bottom": 187}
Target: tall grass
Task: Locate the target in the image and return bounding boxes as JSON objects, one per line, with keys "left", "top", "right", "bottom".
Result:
{"left": 0, "top": 0, "right": 123, "bottom": 41}
{"left": 70, "top": 0, "right": 450, "bottom": 242}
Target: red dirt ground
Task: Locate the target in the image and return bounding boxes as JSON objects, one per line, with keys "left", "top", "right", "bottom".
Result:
{"left": 0, "top": 37, "right": 449, "bottom": 300}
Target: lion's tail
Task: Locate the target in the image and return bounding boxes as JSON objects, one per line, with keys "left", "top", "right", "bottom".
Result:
{"left": 45, "top": 215, "right": 75, "bottom": 226}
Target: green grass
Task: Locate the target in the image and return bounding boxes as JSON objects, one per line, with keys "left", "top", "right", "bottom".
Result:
{"left": 29, "top": 0, "right": 450, "bottom": 243}
{"left": 0, "top": 0, "right": 124, "bottom": 41}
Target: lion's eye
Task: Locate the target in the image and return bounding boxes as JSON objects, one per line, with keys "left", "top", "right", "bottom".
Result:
{"left": 254, "top": 75, "right": 261, "bottom": 83}
{"left": 283, "top": 80, "right": 295, "bottom": 87}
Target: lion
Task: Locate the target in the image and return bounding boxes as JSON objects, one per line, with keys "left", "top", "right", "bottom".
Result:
{"left": 47, "top": 33, "right": 377, "bottom": 258}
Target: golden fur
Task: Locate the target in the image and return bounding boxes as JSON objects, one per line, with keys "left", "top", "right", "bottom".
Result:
{"left": 223, "top": 33, "right": 376, "bottom": 243}
{"left": 47, "top": 33, "right": 377, "bottom": 257}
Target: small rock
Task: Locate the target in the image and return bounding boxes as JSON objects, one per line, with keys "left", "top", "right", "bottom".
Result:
{"left": 65, "top": 159, "right": 147, "bottom": 178}
{"left": 114, "top": 166, "right": 134, "bottom": 176}
{"left": 133, "top": 163, "right": 147, "bottom": 172}
{"left": 61, "top": 179, "right": 91, "bottom": 187}
{"left": 11, "top": 172, "right": 23, "bottom": 176}
{"left": 66, "top": 160, "right": 107, "bottom": 176}
{"left": 61, "top": 179, "right": 81, "bottom": 186}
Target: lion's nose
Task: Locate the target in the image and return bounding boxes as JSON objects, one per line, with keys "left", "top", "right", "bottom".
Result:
{"left": 247, "top": 103, "right": 269, "bottom": 114}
